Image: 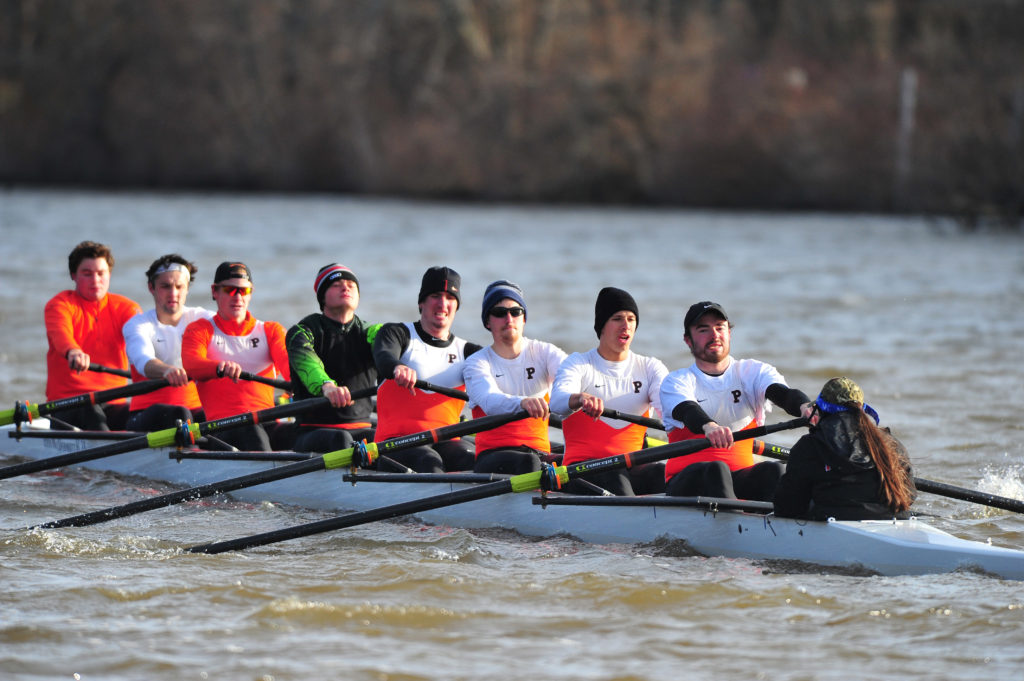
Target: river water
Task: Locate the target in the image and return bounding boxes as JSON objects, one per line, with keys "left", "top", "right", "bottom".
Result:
{"left": 1, "top": 188, "right": 1023, "bottom": 680}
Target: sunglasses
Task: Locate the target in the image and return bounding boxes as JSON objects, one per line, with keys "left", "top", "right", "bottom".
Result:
{"left": 217, "top": 285, "right": 252, "bottom": 296}
{"left": 488, "top": 306, "right": 525, "bottom": 318}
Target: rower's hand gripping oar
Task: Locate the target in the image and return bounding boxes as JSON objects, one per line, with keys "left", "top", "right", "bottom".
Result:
{"left": 2, "top": 379, "right": 171, "bottom": 428}
{"left": 0, "top": 396, "right": 335, "bottom": 481}
{"left": 753, "top": 440, "right": 1024, "bottom": 515}
{"left": 27, "top": 408, "right": 529, "bottom": 529}
{"left": 187, "top": 417, "right": 807, "bottom": 554}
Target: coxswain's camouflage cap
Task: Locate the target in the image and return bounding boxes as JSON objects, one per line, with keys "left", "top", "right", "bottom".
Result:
{"left": 819, "top": 377, "right": 864, "bottom": 407}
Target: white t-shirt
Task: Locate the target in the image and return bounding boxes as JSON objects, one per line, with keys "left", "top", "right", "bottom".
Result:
{"left": 397, "top": 321, "right": 470, "bottom": 389}
{"left": 659, "top": 357, "right": 784, "bottom": 433}
{"left": 123, "top": 306, "right": 213, "bottom": 374}
{"left": 464, "top": 338, "right": 567, "bottom": 415}
{"left": 550, "top": 348, "right": 668, "bottom": 426}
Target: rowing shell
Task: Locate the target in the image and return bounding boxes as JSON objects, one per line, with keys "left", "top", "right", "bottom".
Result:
{"left": 4, "top": 421, "right": 1024, "bottom": 580}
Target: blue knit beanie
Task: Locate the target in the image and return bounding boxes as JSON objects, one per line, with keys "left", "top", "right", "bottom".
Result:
{"left": 481, "top": 280, "right": 527, "bottom": 328}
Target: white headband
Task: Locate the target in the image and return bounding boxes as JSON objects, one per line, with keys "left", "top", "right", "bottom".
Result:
{"left": 152, "top": 262, "right": 191, "bottom": 281}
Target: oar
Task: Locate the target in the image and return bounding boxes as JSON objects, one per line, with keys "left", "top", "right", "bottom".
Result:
{"left": 0, "top": 395, "right": 342, "bottom": 481}
{"left": 219, "top": 367, "right": 293, "bottom": 392}
{"left": 411, "top": 381, "right": 468, "bottom": 401}
{"left": 187, "top": 417, "right": 807, "bottom": 554}
{"left": 752, "top": 440, "right": 1024, "bottom": 515}
{"left": 599, "top": 409, "right": 664, "bottom": 431}
{"left": 87, "top": 363, "right": 132, "bottom": 378}
{"left": 1, "top": 379, "right": 170, "bottom": 427}
{"left": 28, "top": 409, "right": 530, "bottom": 529}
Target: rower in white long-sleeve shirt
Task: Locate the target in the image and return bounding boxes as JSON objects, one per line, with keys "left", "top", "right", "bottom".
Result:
{"left": 550, "top": 287, "right": 668, "bottom": 496}
{"left": 464, "top": 280, "right": 567, "bottom": 475}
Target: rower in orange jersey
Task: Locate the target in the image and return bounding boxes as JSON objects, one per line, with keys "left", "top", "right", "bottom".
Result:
{"left": 550, "top": 287, "right": 668, "bottom": 496}
{"left": 181, "top": 261, "right": 290, "bottom": 451}
{"left": 371, "top": 266, "right": 482, "bottom": 473}
{"left": 659, "top": 301, "right": 814, "bottom": 501}
{"left": 44, "top": 240, "right": 141, "bottom": 430}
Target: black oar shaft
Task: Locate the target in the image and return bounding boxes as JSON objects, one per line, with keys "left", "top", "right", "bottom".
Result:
{"left": 600, "top": 409, "right": 664, "bottom": 430}
{"left": 912, "top": 480, "right": 1024, "bottom": 514}
{"left": 38, "top": 379, "right": 169, "bottom": 417}
{"left": 190, "top": 479, "right": 514, "bottom": 554}
{"left": 88, "top": 363, "right": 132, "bottom": 378}
{"left": 753, "top": 440, "right": 1024, "bottom": 515}
{"left": 0, "top": 397, "right": 332, "bottom": 480}
{"left": 412, "top": 380, "right": 468, "bottom": 401}
{"left": 35, "top": 457, "right": 327, "bottom": 529}
{"left": 188, "top": 418, "right": 807, "bottom": 554}
{"left": 2, "top": 379, "right": 171, "bottom": 426}
{"left": 237, "top": 370, "right": 292, "bottom": 391}
{"left": 0, "top": 436, "right": 149, "bottom": 480}
{"left": 33, "top": 409, "right": 528, "bottom": 528}
{"left": 564, "top": 419, "right": 806, "bottom": 478}
{"left": 374, "top": 410, "right": 525, "bottom": 456}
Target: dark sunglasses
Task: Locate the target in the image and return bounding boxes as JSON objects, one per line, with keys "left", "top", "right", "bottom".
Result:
{"left": 488, "top": 306, "right": 525, "bottom": 318}
{"left": 217, "top": 285, "right": 252, "bottom": 296}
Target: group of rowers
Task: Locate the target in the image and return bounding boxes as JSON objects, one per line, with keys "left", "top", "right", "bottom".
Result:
{"left": 42, "top": 240, "right": 917, "bottom": 521}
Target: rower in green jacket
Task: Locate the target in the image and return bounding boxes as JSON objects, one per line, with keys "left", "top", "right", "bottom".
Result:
{"left": 286, "top": 263, "right": 380, "bottom": 453}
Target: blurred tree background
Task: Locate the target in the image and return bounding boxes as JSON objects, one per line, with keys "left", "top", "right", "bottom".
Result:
{"left": 1, "top": 0, "right": 1021, "bottom": 227}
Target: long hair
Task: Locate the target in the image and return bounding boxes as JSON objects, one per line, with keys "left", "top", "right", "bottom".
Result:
{"left": 854, "top": 409, "right": 915, "bottom": 512}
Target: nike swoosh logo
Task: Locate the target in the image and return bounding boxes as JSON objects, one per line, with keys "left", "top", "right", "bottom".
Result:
{"left": 696, "top": 399, "right": 707, "bottom": 403}
{"left": 495, "top": 374, "right": 504, "bottom": 378}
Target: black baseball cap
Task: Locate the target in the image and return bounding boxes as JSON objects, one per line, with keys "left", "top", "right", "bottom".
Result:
{"left": 684, "top": 301, "right": 728, "bottom": 335}
{"left": 213, "top": 261, "right": 252, "bottom": 283}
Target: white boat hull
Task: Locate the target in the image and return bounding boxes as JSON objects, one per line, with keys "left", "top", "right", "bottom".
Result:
{"left": 4, "top": 422, "right": 1024, "bottom": 580}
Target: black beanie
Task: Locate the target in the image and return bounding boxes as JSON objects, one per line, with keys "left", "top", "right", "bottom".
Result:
{"left": 418, "top": 266, "right": 462, "bottom": 309}
{"left": 594, "top": 287, "right": 639, "bottom": 337}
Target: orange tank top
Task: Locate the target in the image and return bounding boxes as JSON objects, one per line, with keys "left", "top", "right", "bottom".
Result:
{"left": 470, "top": 405, "right": 550, "bottom": 455}
{"left": 128, "top": 365, "right": 202, "bottom": 412}
{"left": 560, "top": 410, "right": 648, "bottom": 466}
{"left": 663, "top": 419, "right": 757, "bottom": 480}
{"left": 374, "top": 379, "right": 466, "bottom": 442}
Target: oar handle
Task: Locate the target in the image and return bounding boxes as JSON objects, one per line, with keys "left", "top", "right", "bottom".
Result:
{"left": 752, "top": 440, "right": 1024, "bottom": 515}
{"left": 412, "top": 380, "right": 468, "bottom": 401}
{"left": 600, "top": 409, "right": 664, "bottom": 430}
{"left": 217, "top": 366, "right": 293, "bottom": 392}
{"left": 87, "top": 363, "right": 132, "bottom": 378}
{"left": 238, "top": 371, "right": 293, "bottom": 391}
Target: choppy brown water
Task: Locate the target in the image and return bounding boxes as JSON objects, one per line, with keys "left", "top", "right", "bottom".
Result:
{"left": 2, "top": 189, "right": 1023, "bottom": 680}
